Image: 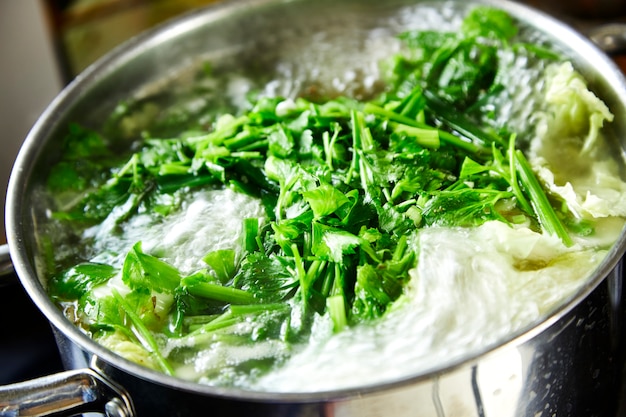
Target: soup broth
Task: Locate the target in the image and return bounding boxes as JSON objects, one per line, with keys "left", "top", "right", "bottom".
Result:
{"left": 40, "top": 3, "right": 626, "bottom": 392}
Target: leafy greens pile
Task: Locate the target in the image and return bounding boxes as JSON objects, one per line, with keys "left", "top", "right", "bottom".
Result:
{"left": 46, "top": 7, "right": 583, "bottom": 383}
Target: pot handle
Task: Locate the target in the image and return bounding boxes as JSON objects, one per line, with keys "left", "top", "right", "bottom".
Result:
{"left": 588, "top": 23, "right": 626, "bottom": 55}
{"left": 0, "top": 368, "right": 135, "bottom": 417}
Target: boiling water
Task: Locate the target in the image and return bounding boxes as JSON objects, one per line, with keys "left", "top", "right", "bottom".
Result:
{"left": 83, "top": 185, "right": 617, "bottom": 391}
{"left": 254, "top": 223, "right": 608, "bottom": 391}
{"left": 42, "top": 1, "right": 626, "bottom": 392}
{"left": 85, "top": 189, "right": 266, "bottom": 274}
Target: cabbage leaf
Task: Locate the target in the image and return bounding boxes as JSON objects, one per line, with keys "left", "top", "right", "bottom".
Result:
{"left": 530, "top": 62, "right": 626, "bottom": 219}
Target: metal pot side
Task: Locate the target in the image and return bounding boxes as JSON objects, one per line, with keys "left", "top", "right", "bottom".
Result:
{"left": 4, "top": 0, "right": 626, "bottom": 415}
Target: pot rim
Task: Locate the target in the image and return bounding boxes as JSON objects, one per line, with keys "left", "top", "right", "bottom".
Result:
{"left": 6, "top": 0, "right": 626, "bottom": 402}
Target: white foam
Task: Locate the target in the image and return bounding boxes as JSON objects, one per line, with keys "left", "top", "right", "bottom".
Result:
{"left": 252, "top": 222, "right": 604, "bottom": 392}
{"left": 87, "top": 188, "right": 266, "bottom": 274}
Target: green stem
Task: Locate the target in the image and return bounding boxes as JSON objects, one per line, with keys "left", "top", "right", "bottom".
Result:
{"left": 505, "top": 137, "right": 533, "bottom": 215}
{"left": 346, "top": 110, "right": 363, "bottom": 184}
{"left": 515, "top": 150, "right": 573, "bottom": 247}
{"left": 242, "top": 217, "right": 260, "bottom": 253}
{"left": 327, "top": 294, "right": 347, "bottom": 332}
{"left": 186, "top": 311, "right": 241, "bottom": 338}
{"left": 391, "top": 123, "right": 441, "bottom": 149}
{"left": 423, "top": 90, "right": 507, "bottom": 149}
{"left": 230, "top": 303, "right": 290, "bottom": 315}
{"left": 183, "top": 280, "right": 258, "bottom": 304}
{"left": 305, "top": 260, "right": 326, "bottom": 289}
{"left": 364, "top": 103, "right": 483, "bottom": 154}
{"left": 112, "top": 290, "right": 174, "bottom": 376}
{"left": 291, "top": 243, "right": 309, "bottom": 313}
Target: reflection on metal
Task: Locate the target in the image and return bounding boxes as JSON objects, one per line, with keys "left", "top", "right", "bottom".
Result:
{"left": 471, "top": 367, "right": 485, "bottom": 417}
{"left": 42, "top": 0, "right": 223, "bottom": 79}
{"left": 588, "top": 24, "right": 626, "bottom": 55}
{"left": 0, "top": 368, "right": 135, "bottom": 417}
{"left": 316, "top": 350, "right": 524, "bottom": 417}
{"left": 0, "top": 244, "right": 16, "bottom": 283}
{"left": 432, "top": 377, "right": 445, "bottom": 417}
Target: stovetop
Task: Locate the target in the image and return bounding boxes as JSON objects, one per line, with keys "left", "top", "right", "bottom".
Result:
{"left": 0, "top": 279, "right": 63, "bottom": 385}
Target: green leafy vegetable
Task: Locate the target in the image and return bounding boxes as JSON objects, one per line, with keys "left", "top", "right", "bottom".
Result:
{"left": 49, "top": 262, "right": 117, "bottom": 299}
{"left": 45, "top": 6, "right": 587, "bottom": 386}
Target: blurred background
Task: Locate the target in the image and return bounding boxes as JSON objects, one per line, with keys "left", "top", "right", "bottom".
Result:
{"left": 0, "top": 0, "right": 222, "bottom": 249}
{"left": 2, "top": 0, "right": 626, "bottom": 407}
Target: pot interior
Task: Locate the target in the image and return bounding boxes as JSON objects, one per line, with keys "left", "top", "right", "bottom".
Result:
{"left": 7, "top": 0, "right": 626, "bottom": 399}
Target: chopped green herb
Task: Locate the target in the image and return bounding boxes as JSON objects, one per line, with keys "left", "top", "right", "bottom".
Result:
{"left": 45, "top": 6, "right": 591, "bottom": 387}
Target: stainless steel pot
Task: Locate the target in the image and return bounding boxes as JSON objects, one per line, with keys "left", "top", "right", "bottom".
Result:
{"left": 2, "top": 0, "right": 626, "bottom": 416}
